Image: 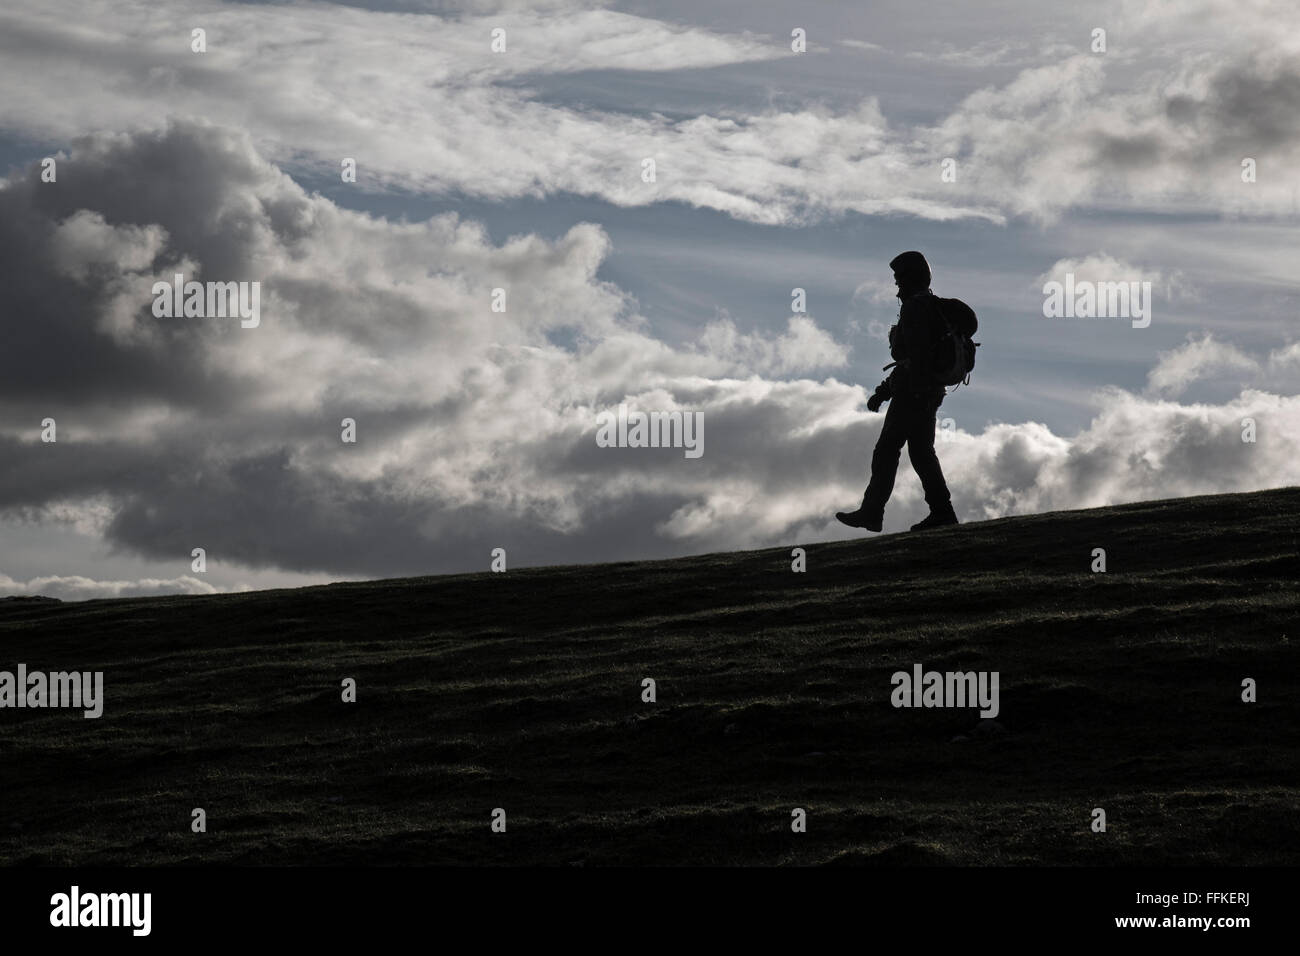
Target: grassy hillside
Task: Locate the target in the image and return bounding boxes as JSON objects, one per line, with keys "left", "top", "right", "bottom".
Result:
{"left": 2, "top": 488, "right": 1298, "bottom": 866}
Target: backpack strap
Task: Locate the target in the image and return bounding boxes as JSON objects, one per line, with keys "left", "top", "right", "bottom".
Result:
{"left": 931, "top": 296, "right": 954, "bottom": 333}
{"left": 928, "top": 297, "right": 964, "bottom": 395}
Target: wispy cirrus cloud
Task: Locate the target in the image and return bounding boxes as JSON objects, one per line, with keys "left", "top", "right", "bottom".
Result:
{"left": 6, "top": 0, "right": 1300, "bottom": 227}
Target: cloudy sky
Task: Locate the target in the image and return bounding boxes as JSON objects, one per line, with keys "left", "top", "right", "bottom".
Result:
{"left": 2, "top": 0, "right": 1298, "bottom": 599}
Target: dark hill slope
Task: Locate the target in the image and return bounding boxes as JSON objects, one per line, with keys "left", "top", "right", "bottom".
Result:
{"left": 1, "top": 487, "right": 1297, "bottom": 865}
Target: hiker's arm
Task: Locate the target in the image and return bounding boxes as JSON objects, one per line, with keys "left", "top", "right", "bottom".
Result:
{"left": 900, "top": 299, "right": 930, "bottom": 369}
{"left": 867, "top": 377, "right": 892, "bottom": 411}
{"left": 893, "top": 299, "right": 931, "bottom": 392}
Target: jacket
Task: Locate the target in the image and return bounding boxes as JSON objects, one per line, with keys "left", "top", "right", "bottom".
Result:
{"left": 875, "top": 290, "right": 947, "bottom": 403}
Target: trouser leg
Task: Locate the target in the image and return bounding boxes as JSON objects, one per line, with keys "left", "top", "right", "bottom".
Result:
{"left": 861, "top": 398, "right": 910, "bottom": 514}
{"left": 906, "top": 396, "right": 952, "bottom": 510}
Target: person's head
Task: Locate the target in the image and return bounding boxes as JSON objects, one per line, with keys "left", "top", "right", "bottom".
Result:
{"left": 890, "top": 250, "right": 931, "bottom": 297}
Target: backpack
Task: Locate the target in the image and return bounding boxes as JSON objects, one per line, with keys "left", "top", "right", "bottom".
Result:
{"left": 930, "top": 297, "right": 979, "bottom": 387}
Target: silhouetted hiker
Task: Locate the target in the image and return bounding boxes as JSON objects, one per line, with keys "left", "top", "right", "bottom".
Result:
{"left": 837, "top": 251, "right": 959, "bottom": 533}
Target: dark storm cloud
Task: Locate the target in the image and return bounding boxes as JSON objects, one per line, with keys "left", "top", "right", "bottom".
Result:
{"left": 0, "top": 122, "right": 863, "bottom": 575}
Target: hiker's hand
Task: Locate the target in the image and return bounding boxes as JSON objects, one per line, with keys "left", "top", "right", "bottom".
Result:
{"left": 867, "top": 393, "right": 884, "bottom": 412}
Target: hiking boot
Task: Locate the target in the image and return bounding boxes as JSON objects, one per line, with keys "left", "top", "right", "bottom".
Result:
{"left": 909, "top": 506, "right": 958, "bottom": 532}
{"left": 836, "top": 508, "right": 883, "bottom": 532}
